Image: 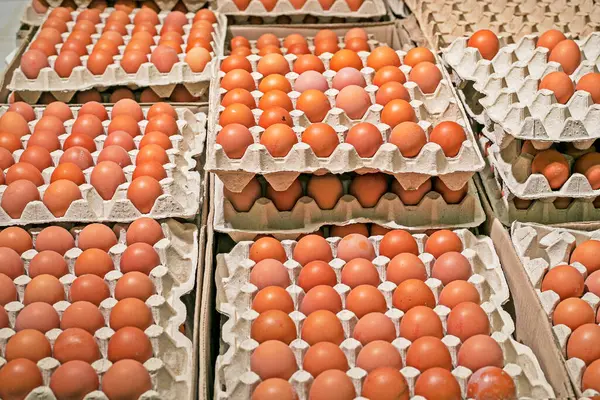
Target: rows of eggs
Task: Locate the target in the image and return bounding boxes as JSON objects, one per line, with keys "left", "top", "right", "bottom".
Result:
{"left": 232, "top": 231, "right": 517, "bottom": 400}
{"left": 0, "top": 219, "right": 169, "bottom": 400}
{"left": 224, "top": 174, "right": 469, "bottom": 213}
{"left": 535, "top": 238, "right": 600, "bottom": 394}
{"left": 29, "top": 0, "right": 196, "bottom": 14}
{"left": 0, "top": 99, "right": 187, "bottom": 218}
{"left": 217, "top": 31, "right": 468, "bottom": 161}
{"left": 226, "top": 0, "right": 370, "bottom": 12}
{"left": 11, "top": 84, "right": 205, "bottom": 105}
{"left": 19, "top": 7, "right": 218, "bottom": 80}
{"left": 465, "top": 29, "right": 600, "bottom": 105}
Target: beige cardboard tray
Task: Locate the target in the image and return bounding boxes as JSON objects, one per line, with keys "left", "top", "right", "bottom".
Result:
{"left": 212, "top": 174, "right": 485, "bottom": 241}
{"left": 0, "top": 105, "right": 205, "bottom": 225}
{"left": 212, "top": 234, "right": 557, "bottom": 399}
{"left": 20, "top": 3, "right": 44, "bottom": 27}
{"left": 443, "top": 32, "right": 600, "bottom": 147}
{"left": 510, "top": 221, "right": 600, "bottom": 398}
{"left": 487, "top": 138, "right": 600, "bottom": 200}
{"left": 7, "top": 8, "right": 226, "bottom": 102}
{"left": 207, "top": 35, "right": 484, "bottom": 193}
{"left": 209, "top": 0, "right": 387, "bottom": 23}
{"left": 0, "top": 218, "right": 198, "bottom": 400}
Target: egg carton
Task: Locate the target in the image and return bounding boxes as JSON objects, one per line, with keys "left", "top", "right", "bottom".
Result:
{"left": 0, "top": 218, "right": 198, "bottom": 400}
{"left": 207, "top": 60, "right": 484, "bottom": 194}
{"left": 7, "top": 8, "right": 227, "bottom": 99}
{"left": 477, "top": 134, "right": 600, "bottom": 225}
{"left": 20, "top": 3, "right": 45, "bottom": 27}
{"left": 42, "top": 0, "right": 208, "bottom": 11}
{"left": 214, "top": 330, "right": 553, "bottom": 399}
{"left": 212, "top": 175, "right": 486, "bottom": 241}
{"left": 444, "top": 32, "right": 600, "bottom": 143}
{"left": 0, "top": 104, "right": 207, "bottom": 157}
{"left": 511, "top": 221, "right": 600, "bottom": 398}
{"left": 209, "top": 0, "right": 387, "bottom": 23}
{"left": 217, "top": 230, "right": 510, "bottom": 313}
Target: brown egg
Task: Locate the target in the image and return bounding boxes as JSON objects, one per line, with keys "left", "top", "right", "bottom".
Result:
{"left": 467, "top": 29, "right": 500, "bottom": 60}
{"left": 110, "top": 297, "right": 152, "bottom": 331}
{"left": 112, "top": 99, "right": 144, "bottom": 122}
{"left": 265, "top": 178, "right": 302, "bottom": 211}
{"left": 0, "top": 132, "right": 22, "bottom": 152}
{"left": 258, "top": 107, "right": 293, "bottom": 130}
{"left": 221, "top": 88, "right": 256, "bottom": 109}
{"left": 583, "top": 359, "right": 600, "bottom": 393}
{"left": 50, "top": 360, "right": 99, "bottom": 400}
{"left": 407, "top": 336, "right": 452, "bottom": 371}
{"left": 301, "top": 309, "right": 344, "bottom": 345}
{"left": 146, "top": 114, "right": 178, "bottom": 137}
{"left": 306, "top": 174, "right": 343, "bottom": 210}
{"left": 8, "top": 102, "right": 35, "bottom": 122}
{"left": 231, "top": 46, "right": 252, "bottom": 57}
{"left": 223, "top": 177, "right": 261, "bottom": 212}
{"left": 356, "top": 340, "right": 402, "bottom": 373}
{"left": 120, "top": 242, "right": 160, "bottom": 275}
{"left": 78, "top": 223, "right": 117, "bottom": 251}
{"left": 409, "top": 61, "right": 443, "bottom": 94}
{"left": 549, "top": 40, "right": 581, "bottom": 75}
{"left": 15, "top": 302, "right": 60, "bottom": 332}
{"left": 43, "top": 180, "right": 82, "bottom": 217}
{"left": 54, "top": 50, "right": 82, "bottom": 78}
{"left": 373, "top": 66, "right": 406, "bottom": 87}
{"left": 30, "top": 38, "right": 58, "bottom": 57}
{"left": 381, "top": 99, "right": 416, "bottom": 128}
{"left": 104, "top": 132, "right": 135, "bottom": 152}
{"left": 0, "top": 227, "right": 32, "bottom": 254}
{"left": 102, "top": 359, "right": 152, "bottom": 400}
{"left": 447, "top": 302, "right": 490, "bottom": 342}
{"left": 539, "top": 71, "right": 575, "bottom": 104}
{"left": 337, "top": 234, "right": 376, "bottom": 261}
{"left": 439, "top": 280, "right": 480, "bottom": 309}
{"left": 0, "top": 247, "right": 24, "bottom": 279}
{"left": 303, "top": 342, "right": 348, "bottom": 378}
{"left": 329, "top": 224, "right": 369, "bottom": 238}
{"left": 20, "top": 146, "right": 53, "bottom": 172}
{"left": 73, "top": 248, "right": 113, "bottom": 277}
{"left": 400, "top": 306, "right": 443, "bottom": 341}
{"left": 222, "top": 69, "right": 256, "bottom": 92}
{"left": 260, "top": 123, "right": 297, "bottom": 157}
{"left": 258, "top": 90, "right": 294, "bottom": 111}
{"left": 251, "top": 309, "right": 296, "bottom": 344}
{"left": 60, "top": 301, "right": 104, "bottom": 334}
{"left": 428, "top": 121, "right": 467, "bottom": 157}
{"left": 553, "top": 297, "right": 595, "bottom": 330}
{"left": 340, "top": 258, "right": 379, "bottom": 288}
{"left": 378, "top": 231, "right": 418, "bottom": 259}
{"left": 292, "top": 234, "right": 333, "bottom": 266}
{"left": 389, "top": 121, "right": 427, "bottom": 157}
{"left": 127, "top": 176, "right": 163, "bottom": 213}
{"left": 61, "top": 39, "right": 89, "bottom": 57}
{"left": 108, "top": 326, "right": 153, "bottom": 363}
{"left": 293, "top": 54, "right": 325, "bottom": 74}
{"left": 259, "top": 74, "right": 292, "bottom": 94}
{"left": 456, "top": 334, "right": 504, "bottom": 372}
{"left": 415, "top": 367, "right": 461, "bottom": 400}
{"left": 2, "top": 180, "right": 41, "bottom": 219}
{"left": 336, "top": 85, "right": 371, "bottom": 119}
{"left": 139, "top": 88, "right": 162, "bottom": 103}
{"left": 6, "top": 162, "right": 44, "bottom": 186}
{"left": 252, "top": 379, "right": 296, "bottom": 400}
{"left": 250, "top": 237, "right": 287, "bottom": 263}
{"left": 249, "top": 259, "right": 289, "bottom": 290}
{"left": 392, "top": 279, "right": 435, "bottom": 311}
{"left": 114, "top": 271, "right": 154, "bottom": 302}
{"left": 72, "top": 114, "right": 105, "bottom": 139}
{"left": 69, "top": 274, "right": 110, "bottom": 306}
{"left": 348, "top": 173, "right": 387, "bottom": 207}
{"left": 330, "top": 49, "right": 363, "bottom": 72}
{"left": 220, "top": 103, "right": 256, "bottom": 129}
{"left": 567, "top": 323, "right": 600, "bottom": 365}
{"left": 296, "top": 89, "right": 331, "bottom": 122}
{"left": 59, "top": 147, "right": 94, "bottom": 170}
{"left": 97, "top": 146, "right": 132, "bottom": 168}
{"left": 54, "top": 327, "right": 101, "bottom": 363}
{"left": 125, "top": 218, "right": 163, "bottom": 246}
{"left": 108, "top": 114, "right": 141, "bottom": 138}
{"left": 300, "top": 285, "right": 342, "bottom": 315}
{"left": 353, "top": 312, "right": 396, "bottom": 345}
{"left": 467, "top": 367, "right": 516, "bottom": 400}
{"left": 20, "top": 49, "right": 50, "bottom": 79}
{"left": 63, "top": 132, "right": 97, "bottom": 153}
{"left": 74, "top": 19, "right": 97, "bottom": 35}
{"left": 251, "top": 340, "right": 298, "bottom": 380}
{"left": 393, "top": 178, "right": 432, "bottom": 206}
{"left": 346, "top": 284, "right": 386, "bottom": 318}
{"left": 23, "top": 274, "right": 64, "bottom": 305}
{"left": 0, "top": 273, "right": 17, "bottom": 305}
{"left": 386, "top": 253, "right": 427, "bottom": 285}
{"left": 0, "top": 147, "right": 14, "bottom": 171}
{"left": 431, "top": 251, "right": 472, "bottom": 285}
{"left": 0, "top": 359, "right": 43, "bottom": 400}
{"left": 541, "top": 264, "right": 585, "bottom": 300}
{"left": 576, "top": 73, "right": 600, "bottom": 104}
{"left": 424, "top": 230, "right": 462, "bottom": 258}
{"left": 571, "top": 240, "right": 600, "bottom": 275}
{"left": 586, "top": 270, "right": 600, "bottom": 297}
{"left": 257, "top": 54, "right": 290, "bottom": 76}
{"left": 1, "top": 111, "right": 31, "bottom": 137}
{"left": 403, "top": 48, "right": 434, "bottom": 68}
{"left": 345, "top": 37, "right": 369, "bottom": 52}
{"left": 361, "top": 367, "right": 409, "bottom": 400}
{"left": 5, "top": 329, "right": 51, "bottom": 362}
{"left": 38, "top": 27, "right": 63, "bottom": 46}
{"left": 366, "top": 47, "right": 400, "bottom": 71}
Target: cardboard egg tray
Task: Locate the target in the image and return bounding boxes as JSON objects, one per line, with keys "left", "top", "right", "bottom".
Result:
{"left": 211, "top": 234, "right": 557, "bottom": 399}
{"left": 212, "top": 174, "right": 486, "bottom": 241}
{"left": 42, "top": 0, "right": 208, "bottom": 12}
{"left": 0, "top": 219, "right": 198, "bottom": 400}
{"left": 7, "top": 8, "right": 227, "bottom": 103}
{"left": 443, "top": 32, "right": 600, "bottom": 146}
{"left": 209, "top": 0, "right": 387, "bottom": 23}
{"left": 487, "top": 139, "right": 600, "bottom": 201}
{"left": 0, "top": 106, "right": 204, "bottom": 225}
{"left": 207, "top": 52, "right": 484, "bottom": 194}
{"left": 511, "top": 221, "right": 600, "bottom": 398}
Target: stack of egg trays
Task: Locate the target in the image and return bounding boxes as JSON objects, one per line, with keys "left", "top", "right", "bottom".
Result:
{"left": 401, "top": 0, "right": 599, "bottom": 49}
{"left": 7, "top": 7, "right": 227, "bottom": 104}
{"left": 0, "top": 104, "right": 206, "bottom": 225}
{"left": 42, "top": 0, "right": 209, "bottom": 12}
{"left": 208, "top": 0, "right": 387, "bottom": 24}
{"left": 511, "top": 221, "right": 600, "bottom": 398}
{"left": 0, "top": 219, "right": 199, "bottom": 400}
{"left": 207, "top": 34, "right": 486, "bottom": 238}
{"left": 213, "top": 230, "right": 556, "bottom": 399}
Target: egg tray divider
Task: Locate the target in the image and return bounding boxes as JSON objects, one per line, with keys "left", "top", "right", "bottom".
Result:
{"left": 208, "top": 0, "right": 386, "bottom": 22}
{"left": 206, "top": 52, "right": 484, "bottom": 194}
{"left": 212, "top": 235, "right": 557, "bottom": 399}
{"left": 43, "top": 0, "right": 209, "bottom": 12}
{"left": 442, "top": 32, "right": 600, "bottom": 145}
{"left": 0, "top": 107, "right": 204, "bottom": 225}
{"left": 476, "top": 135, "right": 600, "bottom": 226}
{"left": 212, "top": 175, "right": 486, "bottom": 241}
{"left": 0, "top": 218, "right": 199, "bottom": 400}
{"left": 20, "top": 3, "right": 45, "bottom": 28}
{"left": 510, "top": 221, "right": 600, "bottom": 398}
{"left": 7, "top": 8, "right": 227, "bottom": 99}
